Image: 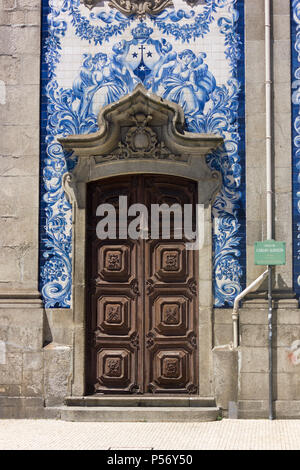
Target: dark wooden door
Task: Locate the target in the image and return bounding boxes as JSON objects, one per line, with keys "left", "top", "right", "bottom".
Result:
{"left": 86, "top": 175, "right": 198, "bottom": 395}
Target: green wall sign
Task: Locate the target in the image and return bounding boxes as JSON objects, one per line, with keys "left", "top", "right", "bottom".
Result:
{"left": 254, "top": 240, "right": 286, "bottom": 265}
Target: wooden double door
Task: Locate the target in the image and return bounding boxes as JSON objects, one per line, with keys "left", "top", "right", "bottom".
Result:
{"left": 86, "top": 175, "right": 199, "bottom": 395}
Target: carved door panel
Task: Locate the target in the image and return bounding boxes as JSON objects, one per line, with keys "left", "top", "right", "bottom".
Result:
{"left": 86, "top": 175, "right": 198, "bottom": 395}
{"left": 144, "top": 176, "right": 198, "bottom": 394}
{"left": 86, "top": 176, "right": 143, "bottom": 394}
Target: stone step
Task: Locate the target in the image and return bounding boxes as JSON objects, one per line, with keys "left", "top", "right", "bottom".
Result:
{"left": 64, "top": 396, "right": 216, "bottom": 408}
{"left": 51, "top": 406, "right": 220, "bottom": 422}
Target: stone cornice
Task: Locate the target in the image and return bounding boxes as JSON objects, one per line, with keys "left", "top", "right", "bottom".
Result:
{"left": 0, "top": 290, "right": 44, "bottom": 308}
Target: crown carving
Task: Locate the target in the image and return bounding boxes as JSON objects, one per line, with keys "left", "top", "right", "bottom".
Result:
{"left": 81, "top": 1, "right": 201, "bottom": 18}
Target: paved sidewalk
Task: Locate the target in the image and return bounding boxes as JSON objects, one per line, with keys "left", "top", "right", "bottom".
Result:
{"left": 0, "top": 419, "right": 300, "bottom": 450}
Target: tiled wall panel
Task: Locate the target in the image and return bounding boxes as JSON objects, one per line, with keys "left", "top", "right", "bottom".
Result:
{"left": 292, "top": 0, "right": 300, "bottom": 299}
{"left": 39, "top": 0, "right": 245, "bottom": 308}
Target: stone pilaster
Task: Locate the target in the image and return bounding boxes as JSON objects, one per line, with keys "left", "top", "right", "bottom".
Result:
{"left": 273, "top": 0, "right": 293, "bottom": 289}
{"left": 245, "top": 0, "right": 293, "bottom": 290}
{"left": 0, "top": 0, "right": 41, "bottom": 292}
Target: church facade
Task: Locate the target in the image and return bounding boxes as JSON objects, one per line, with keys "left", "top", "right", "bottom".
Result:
{"left": 0, "top": 0, "right": 300, "bottom": 419}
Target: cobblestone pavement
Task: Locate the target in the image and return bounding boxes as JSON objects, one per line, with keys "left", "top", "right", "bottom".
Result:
{"left": 0, "top": 419, "right": 300, "bottom": 450}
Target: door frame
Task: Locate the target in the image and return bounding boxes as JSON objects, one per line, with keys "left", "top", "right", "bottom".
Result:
{"left": 66, "top": 167, "right": 218, "bottom": 398}
{"left": 59, "top": 85, "right": 223, "bottom": 398}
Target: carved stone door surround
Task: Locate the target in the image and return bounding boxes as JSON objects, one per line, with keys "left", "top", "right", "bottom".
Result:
{"left": 59, "top": 84, "right": 223, "bottom": 396}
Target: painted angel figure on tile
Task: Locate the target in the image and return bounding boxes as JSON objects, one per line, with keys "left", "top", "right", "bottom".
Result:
{"left": 72, "top": 52, "right": 130, "bottom": 119}
{"left": 148, "top": 49, "right": 216, "bottom": 117}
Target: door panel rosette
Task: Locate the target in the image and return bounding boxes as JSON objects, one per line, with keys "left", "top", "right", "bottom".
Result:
{"left": 94, "top": 294, "right": 138, "bottom": 337}
{"left": 94, "top": 240, "right": 138, "bottom": 284}
{"left": 145, "top": 240, "right": 195, "bottom": 284}
{"left": 147, "top": 293, "right": 197, "bottom": 339}
{"left": 87, "top": 238, "right": 140, "bottom": 293}
{"left": 94, "top": 347, "right": 141, "bottom": 394}
{"left": 146, "top": 346, "right": 198, "bottom": 395}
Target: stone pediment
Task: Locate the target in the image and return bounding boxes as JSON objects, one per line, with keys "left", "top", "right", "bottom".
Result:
{"left": 59, "top": 84, "right": 223, "bottom": 207}
{"left": 59, "top": 84, "right": 222, "bottom": 160}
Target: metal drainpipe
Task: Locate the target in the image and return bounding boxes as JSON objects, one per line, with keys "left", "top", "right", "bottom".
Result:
{"left": 265, "top": 0, "right": 274, "bottom": 421}
{"left": 232, "top": 269, "right": 268, "bottom": 349}
{"left": 265, "top": 0, "right": 272, "bottom": 241}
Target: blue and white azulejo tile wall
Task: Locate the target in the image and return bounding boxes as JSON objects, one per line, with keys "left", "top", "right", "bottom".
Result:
{"left": 39, "top": 0, "right": 245, "bottom": 308}
{"left": 292, "top": 0, "right": 300, "bottom": 302}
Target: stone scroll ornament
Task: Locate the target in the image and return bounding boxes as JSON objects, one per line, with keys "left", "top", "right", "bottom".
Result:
{"left": 82, "top": 0, "right": 200, "bottom": 18}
